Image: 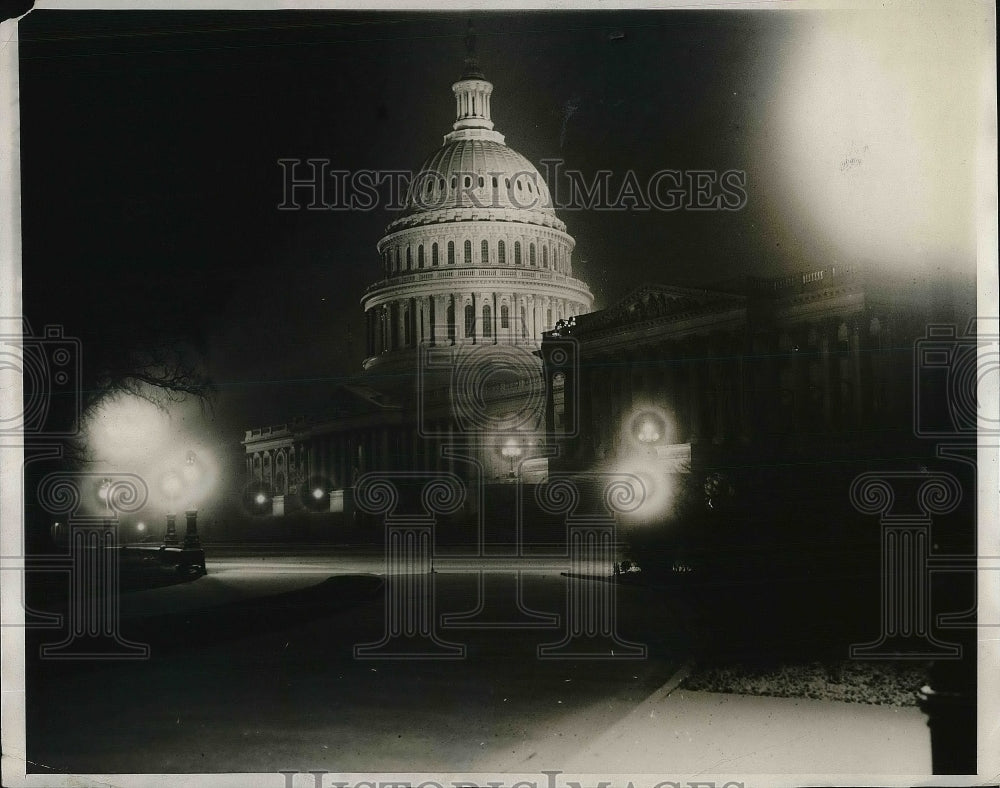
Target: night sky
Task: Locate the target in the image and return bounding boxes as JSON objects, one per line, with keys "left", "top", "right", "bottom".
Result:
{"left": 15, "top": 7, "right": 984, "bottom": 502}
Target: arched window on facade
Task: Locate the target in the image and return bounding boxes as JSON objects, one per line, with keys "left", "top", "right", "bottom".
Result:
{"left": 481, "top": 240, "right": 489, "bottom": 264}
{"left": 514, "top": 241, "right": 522, "bottom": 265}
{"left": 498, "top": 240, "right": 506, "bottom": 265}
{"left": 432, "top": 242, "right": 439, "bottom": 266}
{"left": 482, "top": 305, "right": 492, "bottom": 338}
{"left": 448, "top": 241, "right": 455, "bottom": 265}
{"left": 464, "top": 304, "right": 475, "bottom": 337}
{"left": 464, "top": 240, "right": 472, "bottom": 264}
{"left": 418, "top": 245, "right": 424, "bottom": 268}
{"left": 500, "top": 304, "right": 510, "bottom": 329}
{"left": 529, "top": 243, "right": 536, "bottom": 266}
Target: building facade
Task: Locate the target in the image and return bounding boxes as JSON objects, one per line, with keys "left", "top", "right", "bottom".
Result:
{"left": 540, "top": 265, "right": 931, "bottom": 484}
{"left": 243, "top": 48, "right": 593, "bottom": 514}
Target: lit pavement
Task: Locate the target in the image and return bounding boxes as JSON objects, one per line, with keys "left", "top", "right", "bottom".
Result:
{"left": 27, "top": 547, "right": 693, "bottom": 774}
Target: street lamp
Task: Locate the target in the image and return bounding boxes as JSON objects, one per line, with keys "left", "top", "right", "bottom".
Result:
{"left": 183, "top": 450, "right": 198, "bottom": 485}
{"left": 256, "top": 492, "right": 268, "bottom": 506}
{"left": 98, "top": 477, "right": 111, "bottom": 510}
{"left": 501, "top": 438, "right": 522, "bottom": 479}
{"left": 181, "top": 451, "right": 202, "bottom": 551}
{"left": 161, "top": 470, "right": 182, "bottom": 546}
{"left": 637, "top": 418, "right": 661, "bottom": 444}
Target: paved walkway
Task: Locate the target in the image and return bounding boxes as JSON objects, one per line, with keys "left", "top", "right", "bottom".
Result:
{"left": 113, "top": 560, "right": 933, "bottom": 776}
{"left": 560, "top": 666, "right": 932, "bottom": 775}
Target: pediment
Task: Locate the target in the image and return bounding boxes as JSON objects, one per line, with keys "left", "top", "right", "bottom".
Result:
{"left": 582, "top": 283, "right": 743, "bottom": 331}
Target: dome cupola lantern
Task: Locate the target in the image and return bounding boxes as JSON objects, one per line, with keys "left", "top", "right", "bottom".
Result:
{"left": 447, "top": 23, "right": 503, "bottom": 144}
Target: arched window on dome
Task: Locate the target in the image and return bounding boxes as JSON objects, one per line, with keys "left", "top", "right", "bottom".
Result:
{"left": 464, "top": 240, "right": 472, "bottom": 265}
{"left": 406, "top": 247, "right": 412, "bottom": 270}
{"left": 542, "top": 245, "right": 548, "bottom": 268}
{"left": 520, "top": 307, "right": 527, "bottom": 338}
{"left": 394, "top": 247, "right": 401, "bottom": 272}
{"left": 447, "top": 301, "right": 455, "bottom": 343}
{"left": 514, "top": 242, "right": 522, "bottom": 265}
{"left": 498, "top": 240, "right": 506, "bottom": 265}
{"left": 432, "top": 243, "right": 439, "bottom": 266}
{"left": 482, "top": 305, "right": 492, "bottom": 338}
{"left": 464, "top": 304, "right": 475, "bottom": 338}
{"left": 529, "top": 243, "right": 536, "bottom": 266}
{"left": 500, "top": 304, "right": 509, "bottom": 329}
{"left": 403, "top": 306, "right": 412, "bottom": 347}
{"left": 447, "top": 241, "right": 455, "bottom": 265}
{"left": 418, "top": 245, "right": 424, "bottom": 269}
{"left": 481, "top": 240, "right": 489, "bottom": 264}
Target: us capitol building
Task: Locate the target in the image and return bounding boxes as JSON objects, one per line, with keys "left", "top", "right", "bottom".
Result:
{"left": 242, "top": 46, "right": 594, "bottom": 515}
{"left": 242, "top": 43, "right": 958, "bottom": 522}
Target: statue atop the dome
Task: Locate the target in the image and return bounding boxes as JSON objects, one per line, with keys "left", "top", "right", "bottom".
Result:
{"left": 461, "top": 20, "right": 486, "bottom": 80}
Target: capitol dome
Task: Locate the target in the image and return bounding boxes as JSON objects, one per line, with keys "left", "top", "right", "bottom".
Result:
{"left": 396, "top": 138, "right": 560, "bottom": 229}
{"left": 362, "top": 49, "right": 593, "bottom": 372}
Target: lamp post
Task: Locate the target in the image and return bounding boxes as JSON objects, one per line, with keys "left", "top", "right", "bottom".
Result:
{"left": 98, "top": 477, "right": 112, "bottom": 517}
{"left": 501, "top": 438, "right": 522, "bottom": 480}
{"left": 162, "top": 471, "right": 181, "bottom": 546}
{"left": 159, "top": 452, "right": 206, "bottom": 574}
{"left": 182, "top": 451, "right": 202, "bottom": 550}
{"left": 636, "top": 418, "right": 661, "bottom": 445}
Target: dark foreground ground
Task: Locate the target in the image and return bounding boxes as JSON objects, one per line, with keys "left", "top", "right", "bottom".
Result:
{"left": 20, "top": 542, "right": 967, "bottom": 775}
{"left": 25, "top": 559, "right": 689, "bottom": 774}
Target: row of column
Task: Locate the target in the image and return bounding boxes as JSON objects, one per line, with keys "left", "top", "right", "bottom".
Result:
{"left": 559, "top": 314, "right": 887, "bottom": 464}
{"left": 380, "top": 238, "right": 571, "bottom": 276}
{"left": 246, "top": 418, "right": 551, "bottom": 496}
{"left": 456, "top": 85, "right": 491, "bottom": 120}
{"left": 367, "top": 293, "right": 585, "bottom": 356}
